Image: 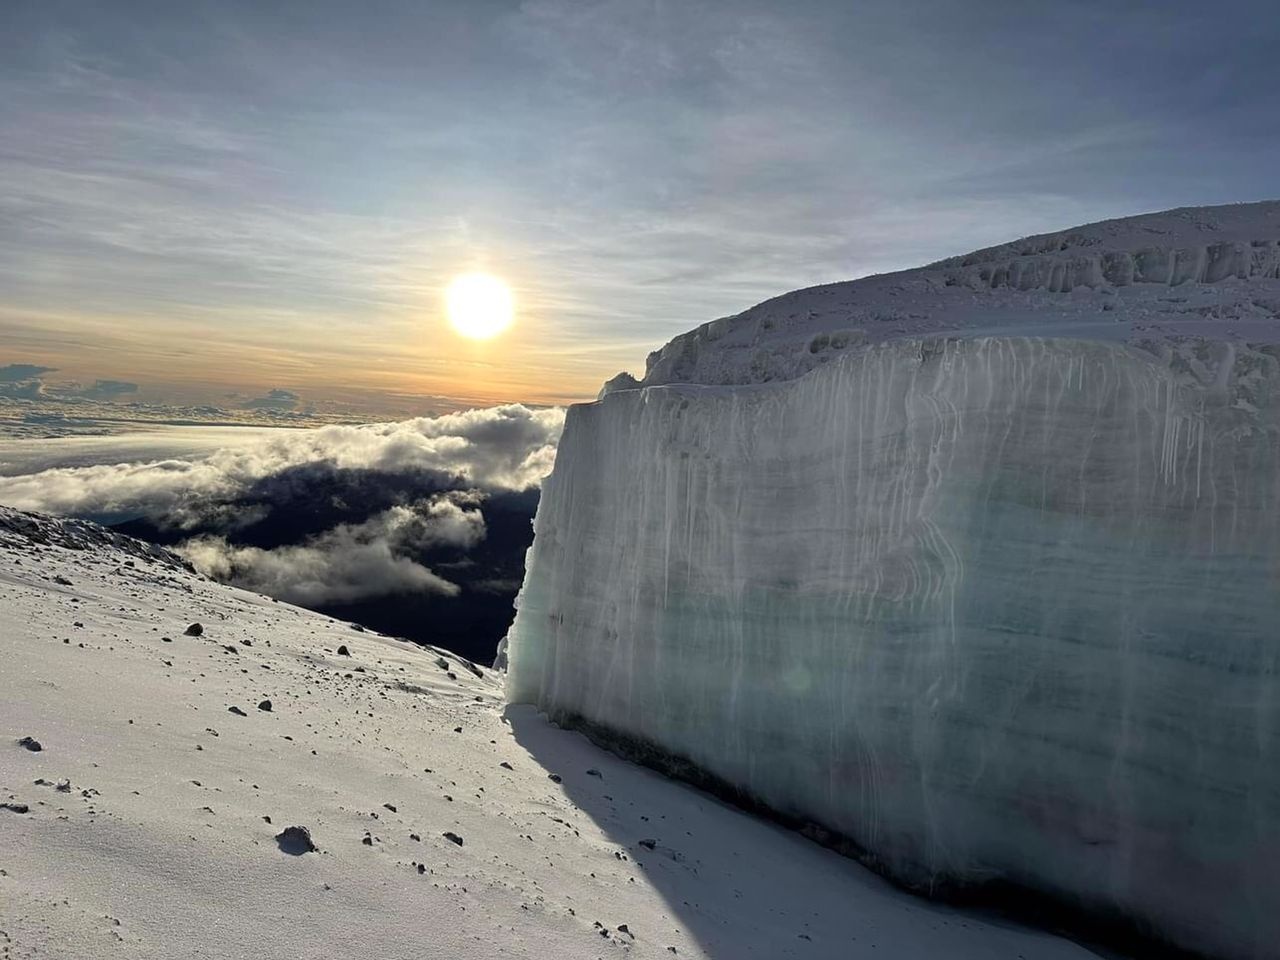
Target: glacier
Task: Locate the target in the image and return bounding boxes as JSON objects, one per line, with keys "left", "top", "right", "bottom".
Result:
{"left": 505, "top": 202, "right": 1280, "bottom": 960}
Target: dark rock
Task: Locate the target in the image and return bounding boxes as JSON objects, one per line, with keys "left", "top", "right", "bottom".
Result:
{"left": 452, "top": 726, "right": 462, "bottom": 734}
{"left": 500, "top": 762, "right": 514, "bottom": 770}
{"left": 638, "top": 839, "right": 656, "bottom": 850}
{"left": 17, "top": 736, "right": 42, "bottom": 752}
{"left": 416, "top": 862, "right": 426, "bottom": 874}
{"left": 228, "top": 706, "right": 247, "bottom": 717}
{"left": 184, "top": 623, "right": 204, "bottom": 636}
{"left": 442, "top": 831, "right": 463, "bottom": 846}
{"left": 53, "top": 575, "right": 72, "bottom": 586}
{"left": 257, "top": 700, "right": 272, "bottom": 712}
{"left": 586, "top": 768, "right": 603, "bottom": 778}
{"left": 362, "top": 834, "right": 373, "bottom": 846}
{"left": 275, "top": 825, "right": 317, "bottom": 855}
{"left": 548, "top": 773, "right": 562, "bottom": 784}
{"left": 221, "top": 645, "right": 239, "bottom": 655}
{"left": 383, "top": 803, "right": 397, "bottom": 812}
{"left": 2, "top": 802, "right": 30, "bottom": 814}
{"left": 336, "top": 645, "right": 350, "bottom": 657}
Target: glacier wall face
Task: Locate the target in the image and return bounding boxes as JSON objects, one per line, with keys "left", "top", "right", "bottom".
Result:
{"left": 507, "top": 336, "right": 1280, "bottom": 960}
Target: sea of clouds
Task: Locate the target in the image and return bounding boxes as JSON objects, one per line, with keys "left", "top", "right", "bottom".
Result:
{"left": 0, "top": 404, "right": 564, "bottom": 606}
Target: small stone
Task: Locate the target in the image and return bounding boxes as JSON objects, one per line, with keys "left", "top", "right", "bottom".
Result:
{"left": 17, "top": 736, "right": 42, "bottom": 752}
{"left": 184, "top": 623, "right": 204, "bottom": 636}
{"left": 416, "top": 863, "right": 426, "bottom": 874}
{"left": 275, "top": 825, "right": 317, "bottom": 855}
{"left": 228, "top": 706, "right": 247, "bottom": 717}
{"left": 442, "top": 831, "right": 463, "bottom": 846}
{"left": 336, "top": 645, "right": 350, "bottom": 656}
{"left": 257, "top": 700, "right": 272, "bottom": 712}
{"left": 362, "top": 834, "right": 373, "bottom": 846}
{"left": 586, "top": 768, "right": 603, "bottom": 778}
{"left": 638, "top": 839, "right": 656, "bottom": 850}
{"left": 548, "top": 773, "right": 562, "bottom": 784}
{"left": 499, "top": 762, "right": 513, "bottom": 770}
{"left": 1, "top": 802, "right": 30, "bottom": 814}
{"left": 383, "top": 802, "right": 397, "bottom": 812}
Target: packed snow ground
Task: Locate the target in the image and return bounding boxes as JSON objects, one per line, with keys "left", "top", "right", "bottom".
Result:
{"left": 0, "top": 507, "right": 1097, "bottom": 960}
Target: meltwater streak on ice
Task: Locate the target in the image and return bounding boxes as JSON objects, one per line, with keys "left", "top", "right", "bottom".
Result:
{"left": 507, "top": 335, "right": 1280, "bottom": 960}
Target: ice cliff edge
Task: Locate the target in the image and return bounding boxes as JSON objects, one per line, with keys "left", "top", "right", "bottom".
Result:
{"left": 505, "top": 202, "right": 1280, "bottom": 960}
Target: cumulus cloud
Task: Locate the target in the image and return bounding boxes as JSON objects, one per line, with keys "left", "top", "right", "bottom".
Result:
{"left": 0, "top": 364, "right": 56, "bottom": 382}
{"left": 0, "top": 379, "right": 47, "bottom": 399}
{"left": 77, "top": 379, "right": 139, "bottom": 400}
{"left": 0, "top": 403, "right": 565, "bottom": 524}
{"left": 244, "top": 388, "right": 300, "bottom": 410}
{"left": 178, "top": 493, "right": 485, "bottom": 604}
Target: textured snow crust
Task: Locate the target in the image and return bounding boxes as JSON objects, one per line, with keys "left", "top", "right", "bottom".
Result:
{"left": 631, "top": 201, "right": 1280, "bottom": 391}
{"left": 509, "top": 261, "right": 1280, "bottom": 959}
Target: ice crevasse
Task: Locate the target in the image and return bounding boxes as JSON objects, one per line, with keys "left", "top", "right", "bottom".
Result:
{"left": 504, "top": 203, "right": 1280, "bottom": 960}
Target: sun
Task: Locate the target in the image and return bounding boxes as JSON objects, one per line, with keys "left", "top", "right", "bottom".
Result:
{"left": 445, "top": 273, "right": 514, "bottom": 340}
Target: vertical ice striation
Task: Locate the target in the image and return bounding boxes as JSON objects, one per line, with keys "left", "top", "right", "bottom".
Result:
{"left": 507, "top": 334, "right": 1280, "bottom": 960}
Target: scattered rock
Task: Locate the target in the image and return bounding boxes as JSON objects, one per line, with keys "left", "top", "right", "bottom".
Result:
{"left": 228, "top": 706, "right": 247, "bottom": 717}
{"left": 618, "top": 924, "right": 633, "bottom": 938}
{"left": 257, "top": 700, "right": 272, "bottom": 712}
{"left": 383, "top": 803, "right": 397, "bottom": 812}
{"left": 586, "top": 768, "right": 603, "bottom": 778}
{"left": 17, "top": 736, "right": 42, "bottom": 752}
{"left": 350, "top": 623, "right": 366, "bottom": 633}
{"left": 184, "top": 623, "right": 204, "bottom": 636}
{"left": 548, "top": 773, "right": 563, "bottom": 784}
{"left": 452, "top": 726, "right": 462, "bottom": 734}
{"left": 53, "top": 575, "right": 73, "bottom": 586}
{"left": 499, "top": 761, "right": 513, "bottom": 771}
{"left": 275, "top": 825, "right": 317, "bottom": 855}
{"left": 362, "top": 833, "right": 374, "bottom": 846}
{"left": 442, "top": 831, "right": 463, "bottom": 846}
{"left": 221, "top": 645, "right": 239, "bottom": 655}
{"left": 336, "top": 645, "right": 350, "bottom": 657}
{"left": 1, "top": 802, "right": 30, "bottom": 814}
{"left": 416, "top": 862, "right": 426, "bottom": 874}
{"left": 638, "top": 839, "right": 656, "bottom": 850}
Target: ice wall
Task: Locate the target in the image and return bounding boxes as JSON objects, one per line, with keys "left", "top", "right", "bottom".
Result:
{"left": 507, "top": 336, "right": 1280, "bottom": 960}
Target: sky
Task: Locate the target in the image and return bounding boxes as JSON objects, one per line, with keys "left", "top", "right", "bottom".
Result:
{"left": 3, "top": 0, "right": 1278, "bottom": 414}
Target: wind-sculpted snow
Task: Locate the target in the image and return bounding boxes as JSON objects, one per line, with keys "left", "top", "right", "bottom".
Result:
{"left": 508, "top": 334, "right": 1280, "bottom": 960}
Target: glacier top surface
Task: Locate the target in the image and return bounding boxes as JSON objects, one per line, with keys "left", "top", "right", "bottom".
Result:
{"left": 630, "top": 200, "right": 1280, "bottom": 390}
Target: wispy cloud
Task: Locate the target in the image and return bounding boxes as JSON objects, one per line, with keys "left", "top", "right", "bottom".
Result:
{"left": 2, "top": 1, "right": 1276, "bottom": 409}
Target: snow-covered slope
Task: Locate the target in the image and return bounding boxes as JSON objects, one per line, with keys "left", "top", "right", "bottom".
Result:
{"left": 507, "top": 202, "right": 1280, "bottom": 960}
{"left": 0, "top": 506, "right": 1097, "bottom": 960}
{"left": 628, "top": 200, "right": 1280, "bottom": 390}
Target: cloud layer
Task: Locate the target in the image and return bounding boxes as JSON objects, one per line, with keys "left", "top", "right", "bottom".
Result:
{"left": 0, "top": 403, "right": 564, "bottom": 525}
{"left": 0, "top": 403, "right": 562, "bottom": 609}
{"left": 179, "top": 493, "right": 485, "bottom": 604}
